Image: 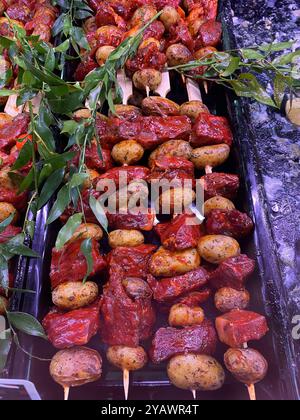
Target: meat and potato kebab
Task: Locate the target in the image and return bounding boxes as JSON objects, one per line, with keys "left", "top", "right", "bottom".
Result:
{"left": 35, "top": 0, "right": 271, "bottom": 400}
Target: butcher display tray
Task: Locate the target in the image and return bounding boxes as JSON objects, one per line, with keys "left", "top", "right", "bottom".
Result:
{"left": 5, "top": 0, "right": 300, "bottom": 400}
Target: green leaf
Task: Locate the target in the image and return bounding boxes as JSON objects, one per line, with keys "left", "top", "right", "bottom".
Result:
{"left": 260, "top": 41, "right": 295, "bottom": 52}
{"left": 80, "top": 238, "right": 93, "bottom": 282}
{"left": 69, "top": 172, "right": 88, "bottom": 189}
{"left": 0, "top": 89, "right": 18, "bottom": 97}
{"left": 274, "top": 49, "right": 300, "bottom": 65}
{"left": 241, "top": 49, "right": 265, "bottom": 60}
{"left": 18, "top": 167, "right": 34, "bottom": 193}
{"left": 45, "top": 48, "right": 56, "bottom": 72}
{"left": 89, "top": 195, "right": 108, "bottom": 233}
{"left": 61, "top": 120, "right": 79, "bottom": 135}
{"left": 0, "top": 329, "right": 12, "bottom": 373}
{"left": 274, "top": 73, "right": 287, "bottom": 108}
{"left": 6, "top": 312, "right": 47, "bottom": 340}
{"left": 221, "top": 56, "right": 240, "bottom": 77}
{"left": 37, "top": 167, "right": 65, "bottom": 210}
{"left": 12, "top": 141, "right": 32, "bottom": 171}
{"left": 54, "top": 39, "right": 70, "bottom": 53}
{"left": 55, "top": 213, "right": 82, "bottom": 250}
{"left": 47, "top": 184, "right": 71, "bottom": 224}
{"left": 4, "top": 235, "right": 40, "bottom": 258}
{"left": 0, "top": 213, "right": 16, "bottom": 234}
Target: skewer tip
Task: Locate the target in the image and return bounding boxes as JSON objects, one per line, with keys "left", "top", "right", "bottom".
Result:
{"left": 64, "top": 386, "right": 70, "bottom": 401}
{"left": 203, "top": 81, "right": 209, "bottom": 94}
{"left": 192, "top": 389, "right": 197, "bottom": 400}
{"left": 146, "top": 86, "right": 150, "bottom": 98}
{"left": 247, "top": 383, "right": 257, "bottom": 401}
{"left": 123, "top": 368, "right": 130, "bottom": 400}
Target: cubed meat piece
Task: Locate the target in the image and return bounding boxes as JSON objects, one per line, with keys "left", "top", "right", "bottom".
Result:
{"left": 0, "top": 225, "right": 22, "bottom": 244}
{"left": 0, "top": 113, "right": 30, "bottom": 152}
{"left": 185, "top": 0, "right": 218, "bottom": 18}
{"left": 155, "top": 213, "right": 203, "bottom": 251}
{"left": 215, "top": 310, "right": 269, "bottom": 348}
{"left": 72, "top": 144, "right": 113, "bottom": 173}
{"left": 201, "top": 173, "right": 240, "bottom": 200}
{"left": 74, "top": 56, "right": 98, "bottom": 81}
{"left": 147, "top": 267, "right": 208, "bottom": 302}
{"left": 97, "top": 166, "right": 150, "bottom": 189}
{"left": 107, "top": 208, "right": 155, "bottom": 232}
{"left": 50, "top": 239, "right": 107, "bottom": 289}
{"left": 107, "top": 244, "right": 157, "bottom": 279}
{"left": 195, "top": 20, "right": 222, "bottom": 49}
{"left": 148, "top": 156, "right": 195, "bottom": 184}
{"left": 43, "top": 301, "right": 101, "bottom": 349}
{"left": 206, "top": 209, "right": 254, "bottom": 238}
{"left": 126, "top": 43, "right": 167, "bottom": 76}
{"left": 176, "top": 289, "right": 211, "bottom": 306}
{"left": 150, "top": 321, "right": 217, "bottom": 363}
{"left": 209, "top": 255, "right": 255, "bottom": 290}
{"left": 191, "top": 113, "right": 233, "bottom": 147}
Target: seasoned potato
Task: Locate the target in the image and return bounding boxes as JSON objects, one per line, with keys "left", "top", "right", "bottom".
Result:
{"left": 0, "top": 113, "right": 13, "bottom": 128}
{"left": 111, "top": 140, "right": 144, "bottom": 165}
{"left": 194, "top": 46, "right": 218, "bottom": 60}
{"left": 83, "top": 17, "right": 97, "bottom": 33}
{"left": 224, "top": 348, "right": 268, "bottom": 385}
{"left": 69, "top": 223, "right": 103, "bottom": 243}
{"left": 108, "top": 229, "right": 144, "bottom": 248}
{"left": 166, "top": 43, "right": 193, "bottom": 67}
{"left": 158, "top": 187, "right": 196, "bottom": 214}
{"left": 142, "top": 97, "right": 180, "bottom": 117}
{"left": 197, "top": 235, "right": 241, "bottom": 264}
{"left": 179, "top": 101, "right": 209, "bottom": 122}
{"left": 214, "top": 288, "right": 250, "bottom": 313}
{"left": 107, "top": 346, "right": 148, "bottom": 371}
{"left": 83, "top": 169, "right": 100, "bottom": 189}
{"left": 52, "top": 281, "right": 99, "bottom": 311}
{"left": 191, "top": 144, "right": 231, "bottom": 170}
{"left": 111, "top": 105, "right": 142, "bottom": 119}
{"left": 0, "top": 296, "right": 8, "bottom": 316}
{"left": 187, "top": 8, "right": 206, "bottom": 37}
{"left": 95, "top": 46, "right": 115, "bottom": 66}
{"left": 169, "top": 304, "right": 205, "bottom": 327}
{"left": 131, "top": 5, "right": 157, "bottom": 27}
{"left": 122, "top": 278, "right": 153, "bottom": 299}
{"left": 204, "top": 196, "right": 235, "bottom": 216}
{"left": 167, "top": 354, "right": 225, "bottom": 391}
{"left": 139, "top": 37, "right": 160, "bottom": 51}
{"left": 149, "top": 140, "right": 192, "bottom": 168}
{"left": 133, "top": 69, "right": 162, "bottom": 92}
{"left": 50, "top": 347, "right": 102, "bottom": 388}
{"left": 73, "top": 108, "right": 92, "bottom": 120}
{"left": 160, "top": 6, "right": 180, "bottom": 30}
{"left": 0, "top": 202, "right": 18, "bottom": 224}
{"left": 150, "top": 247, "right": 200, "bottom": 277}
{"left": 0, "top": 169, "right": 16, "bottom": 191}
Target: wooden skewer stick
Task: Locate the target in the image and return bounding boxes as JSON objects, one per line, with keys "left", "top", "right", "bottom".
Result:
{"left": 243, "top": 342, "right": 257, "bottom": 401}
{"left": 205, "top": 165, "right": 213, "bottom": 174}
{"left": 203, "top": 81, "right": 209, "bottom": 95}
{"left": 117, "top": 69, "right": 133, "bottom": 105}
{"left": 146, "top": 86, "right": 150, "bottom": 98}
{"left": 64, "top": 386, "right": 70, "bottom": 401}
{"left": 155, "top": 67, "right": 171, "bottom": 98}
{"left": 192, "top": 389, "right": 197, "bottom": 400}
{"left": 123, "top": 368, "right": 130, "bottom": 400}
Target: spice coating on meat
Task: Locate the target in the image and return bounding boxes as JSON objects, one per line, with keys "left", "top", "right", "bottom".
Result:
{"left": 43, "top": 301, "right": 101, "bottom": 349}
{"left": 206, "top": 209, "right": 254, "bottom": 238}
{"left": 191, "top": 113, "right": 233, "bottom": 147}
{"left": 148, "top": 267, "right": 209, "bottom": 302}
{"left": 101, "top": 266, "right": 156, "bottom": 346}
{"left": 209, "top": 255, "right": 256, "bottom": 290}
{"left": 215, "top": 310, "right": 269, "bottom": 348}
{"left": 0, "top": 113, "right": 30, "bottom": 152}
{"left": 148, "top": 157, "right": 195, "bottom": 184}
{"left": 149, "top": 320, "right": 217, "bottom": 363}
{"left": 201, "top": 173, "right": 240, "bottom": 200}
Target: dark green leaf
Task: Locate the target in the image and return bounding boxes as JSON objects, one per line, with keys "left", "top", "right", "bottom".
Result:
{"left": 80, "top": 238, "right": 93, "bottom": 282}
{"left": 274, "top": 73, "right": 287, "bottom": 108}
{"left": 55, "top": 213, "right": 82, "bottom": 250}
{"left": 12, "top": 140, "right": 32, "bottom": 171}
{"left": 6, "top": 312, "right": 47, "bottom": 340}
{"left": 37, "top": 167, "right": 65, "bottom": 210}
{"left": 89, "top": 195, "right": 108, "bottom": 232}
{"left": 47, "top": 184, "right": 71, "bottom": 224}
{"left": 0, "top": 213, "right": 16, "bottom": 234}
{"left": 4, "top": 235, "right": 40, "bottom": 258}
{"left": 221, "top": 56, "right": 240, "bottom": 77}
{"left": 0, "top": 329, "right": 12, "bottom": 373}
{"left": 54, "top": 39, "right": 70, "bottom": 53}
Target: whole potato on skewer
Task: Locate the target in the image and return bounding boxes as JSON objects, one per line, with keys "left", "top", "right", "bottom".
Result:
{"left": 197, "top": 235, "right": 241, "bottom": 264}
{"left": 169, "top": 304, "right": 205, "bottom": 327}
{"left": 111, "top": 140, "right": 144, "bottom": 166}
{"left": 133, "top": 69, "right": 162, "bottom": 92}
{"left": 203, "top": 196, "right": 235, "bottom": 216}
{"left": 0, "top": 202, "right": 18, "bottom": 224}
{"left": 150, "top": 247, "right": 200, "bottom": 277}
{"left": 108, "top": 230, "right": 145, "bottom": 249}
{"left": 179, "top": 101, "right": 209, "bottom": 122}
{"left": 107, "top": 346, "right": 148, "bottom": 372}
{"left": 52, "top": 282, "right": 99, "bottom": 311}
{"left": 191, "top": 144, "right": 230, "bottom": 170}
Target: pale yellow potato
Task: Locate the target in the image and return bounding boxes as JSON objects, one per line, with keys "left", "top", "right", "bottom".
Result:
{"left": 203, "top": 196, "right": 235, "bottom": 216}
{"left": 122, "top": 278, "right": 153, "bottom": 299}
{"left": 158, "top": 187, "right": 196, "bottom": 214}
{"left": 108, "top": 229, "right": 144, "bottom": 248}
{"left": 150, "top": 247, "right": 200, "bottom": 277}
{"left": 110, "top": 105, "right": 142, "bottom": 119}
{"left": 73, "top": 108, "right": 92, "bottom": 120}
{"left": 166, "top": 43, "right": 192, "bottom": 67}
{"left": 131, "top": 5, "right": 157, "bottom": 27}
{"left": 0, "top": 202, "right": 18, "bottom": 224}
{"left": 191, "top": 144, "right": 231, "bottom": 170}
{"left": 107, "top": 346, "right": 148, "bottom": 371}
{"left": 160, "top": 6, "right": 180, "bottom": 30}
{"left": 214, "top": 287, "right": 250, "bottom": 313}
{"left": 83, "top": 168, "right": 100, "bottom": 189}
{"left": 69, "top": 223, "right": 103, "bottom": 243}
{"left": 197, "top": 235, "right": 241, "bottom": 264}
{"left": 169, "top": 304, "right": 205, "bottom": 327}
{"left": 142, "top": 97, "right": 180, "bottom": 117}
{"left": 167, "top": 354, "right": 225, "bottom": 391}
{"left": 111, "top": 140, "right": 144, "bottom": 165}
{"left": 133, "top": 69, "right": 162, "bottom": 92}
{"left": 52, "top": 281, "right": 99, "bottom": 311}
{"left": 95, "top": 46, "right": 115, "bottom": 66}
{"left": 50, "top": 347, "right": 102, "bottom": 388}
{"left": 139, "top": 37, "right": 160, "bottom": 51}
{"left": 0, "top": 296, "right": 8, "bottom": 316}
{"left": 0, "top": 113, "right": 13, "bottom": 128}
{"left": 149, "top": 140, "right": 192, "bottom": 168}
{"left": 179, "top": 101, "right": 209, "bottom": 122}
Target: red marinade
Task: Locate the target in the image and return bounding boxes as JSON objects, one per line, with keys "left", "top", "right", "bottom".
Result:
{"left": 206, "top": 209, "right": 254, "bottom": 238}
{"left": 191, "top": 113, "right": 233, "bottom": 147}
{"left": 201, "top": 173, "right": 240, "bottom": 200}
{"left": 0, "top": 114, "right": 30, "bottom": 152}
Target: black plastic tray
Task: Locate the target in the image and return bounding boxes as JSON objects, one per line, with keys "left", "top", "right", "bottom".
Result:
{"left": 5, "top": 0, "right": 300, "bottom": 400}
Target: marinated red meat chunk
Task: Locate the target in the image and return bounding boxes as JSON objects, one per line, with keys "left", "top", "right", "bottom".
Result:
{"left": 185, "top": 0, "right": 218, "bottom": 19}
{"left": 6, "top": 4, "right": 31, "bottom": 24}
{"left": 176, "top": 289, "right": 211, "bottom": 306}
{"left": 191, "top": 113, "right": 233, "bottom": 147}
{"left": 71, "top": 144, "right": 113, "bottom": 173}
{"left": 206, "top": 209, "right": 254, "bottom": 238}
{"left": 101, "top": 266, "right": 156, "bottom": 346}
{"left": 195, "top": 20, "right": 222, "bottom": 49}
{"left": 74, "top": 56, "right": 98, "bottom": 81}
{"left": 148, "top": 156, "right": 195, "bottom": 184}
{"left": 126, "top": 43, "right": 167, "bottom": 76}
{"left": 95, "top": 4, "right": 126, "bottom": 29}
{"left": 0, "top": 187, "right": 28, "bottom": 212}
{"left": 97, "top": 116, "right": 192, "bottom": 150}
{"left": 107, "top": 244, "right": 157, "bottom": 279}
{"left": 107, "top": 209, "right": 155, "bottom": 232}
{"left": 143, "top": 21, "right": 165, "bottom": 41}
{"left": 50, "top": 239, "right": 107, "bottom": 290}
{"left": 155, "top": 0, "right": 180, "bottom": 8}
{"left": 154, "top": 213, "right": 203, "bottom": 251}
{"left": 150, "top": 320, "right": 217, "bottom": 363}
{"left": 43, "top": 301, "right": 101, "bottom": 349}
{"left": 167, "top": 19, "right": 195, "bottom": 52}
{"left": 0, "top": 225, "right": 22, "bottom": 244}
{"left": 97, "top": 166, "right": 150, "bottom": 188}
{"left": 215, "top": 310, "right": 269, "bottom": 348}
{"left": 0, "top": 113, "right": 30, "bottom": 152}
{"left": 147, "top": 267, "right": 208, "bottom": 302}
{"left": 209, "top": 255, "right": 256, "bottom": 290}
{"left": 201, "top": 173, "right": 240, "bottom": 200}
